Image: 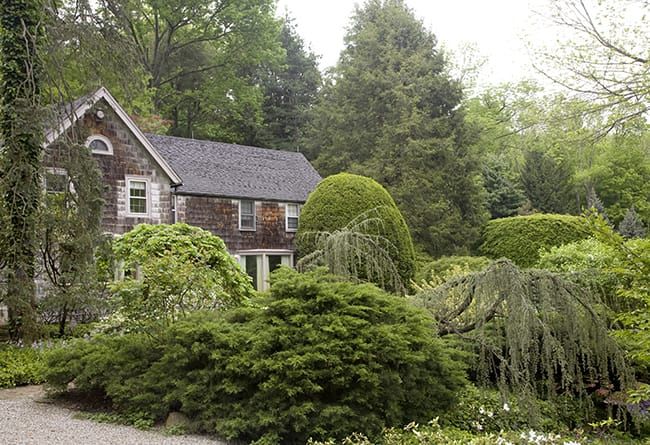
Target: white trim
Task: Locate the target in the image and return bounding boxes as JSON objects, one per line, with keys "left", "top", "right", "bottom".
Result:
{"left": 285, "top": 203, "right": 300, "bottom": 232}
{"left": 45, "top": 87, "right": 182, "bottom": 185}
{"left": 238, "top": 199, "right": 256, "bottom": 231}
{"left": 125, "top": 176, "right": 150, "bottom": 217}
{"left": 85, "top": 134, "right": 114, "bottom": 155}
{"left": 44, "top": 167, "right": 70, "bottom": 194}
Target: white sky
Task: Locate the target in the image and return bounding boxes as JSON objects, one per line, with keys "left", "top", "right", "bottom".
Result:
{"left": 276, "top": 0, "right": 550, "bottom": 88}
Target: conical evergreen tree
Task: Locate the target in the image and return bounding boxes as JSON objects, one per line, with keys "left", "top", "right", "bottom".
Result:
{"left": 305, "top": 0, "right": 487, "bottom": 255}
{"left": 618, "top": 206, "right": 647, "bottom": 239}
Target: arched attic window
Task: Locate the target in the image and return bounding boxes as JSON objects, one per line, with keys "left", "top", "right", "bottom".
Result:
{"left": 85, "top": 134, "right": 114, "bottom": 155}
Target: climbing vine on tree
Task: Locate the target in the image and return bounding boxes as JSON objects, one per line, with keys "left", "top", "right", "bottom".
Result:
{"left": 0, "top": 0, "right": 45, "bottom": 342}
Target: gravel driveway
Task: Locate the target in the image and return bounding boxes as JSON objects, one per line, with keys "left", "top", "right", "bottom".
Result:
{"left": 0, "top": 386, "right": 228, "bottom": 445}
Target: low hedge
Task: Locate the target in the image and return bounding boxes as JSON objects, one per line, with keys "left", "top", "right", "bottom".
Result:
{"left": 480, "top": 214, "right": 591, "bottom": 267}
{"left": 45, "top": 268, "right": 466, "bottom": 443}
{"left": 0, "top": 346, "right": 46, "bottom": 388}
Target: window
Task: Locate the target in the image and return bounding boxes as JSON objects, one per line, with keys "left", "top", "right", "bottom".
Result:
{"left": 126, "top": 177, "right": 148, "bottom": 215}
{"left": 286, "top": 203, "right": 300, "bottom": 232}
{"left": 45, "top": 168, "right": 69, "bottom": 194}
{"left": 239, "top": 200, "right": 256, "bottom": 230}
{"left": 85, "top": 134, "right": 113, "bottom": 155}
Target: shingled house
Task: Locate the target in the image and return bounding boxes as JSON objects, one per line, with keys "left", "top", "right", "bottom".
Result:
{"left": 44, "top": 87, "right": 321, "bottom": 290}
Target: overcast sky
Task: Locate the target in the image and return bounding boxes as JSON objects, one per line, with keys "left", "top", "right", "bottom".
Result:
{"left": 276, "top": 0, "right": 550, "bottom": 88}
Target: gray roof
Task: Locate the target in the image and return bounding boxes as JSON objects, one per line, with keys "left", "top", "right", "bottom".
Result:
{"left": 146, "top": 134, "right": 321, "bottom": 202}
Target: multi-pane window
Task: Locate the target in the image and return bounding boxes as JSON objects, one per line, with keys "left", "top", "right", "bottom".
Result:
{"left": 239, "top": 200, "right": 256, "bottom": 230}
{"left": 128, "top": 179, "right": 147, "bottom": 215}
{"left": 286, "top": 203, "right": 300, "bottom": 231}
{"left": 86, "top": 135, "right": 113, "bottom": 155}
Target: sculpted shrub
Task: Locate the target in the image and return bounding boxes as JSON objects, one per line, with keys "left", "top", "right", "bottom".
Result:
{"left": 480, "top": 214, "right": 590, "bottom": 267}
{"left": 46, "top": 268, "right": 466, "bottom": 443}
{"left": 297, "top": 173, "right": 416, "bottom": 292}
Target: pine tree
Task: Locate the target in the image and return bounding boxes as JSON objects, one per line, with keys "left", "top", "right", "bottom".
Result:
{"left": 483, "top": 161, "right": 525, "bottom": 218}
{"left": 618, "top": 206, "right": 647, "bottom": 239}
{"left": 305, "top": 0, "right": 487, "bottom": 255}
{"left": 521, "top": 151, "right": 574, "bottom": 214}
{"left": 254, "top": 16, "right": 322, "bottom": 150}
{"left": 585, "top": 186, "right": 611, "bottom": 226}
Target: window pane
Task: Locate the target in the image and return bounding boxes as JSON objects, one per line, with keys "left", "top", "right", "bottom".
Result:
{"left": 245, "top": 255, "right": 258, "bottom": 290}
{"left": 287, "top": 217, "right": 298, "bottom": 230}
{"left": 241, "top": 200, "right": 254, "bottom": 215}
{"left": 130, "top": 197, "right": 147, "bottom": 214}
{"left": 90, "top": 139, "right": 109, "bottom": 152}
{"left": 241, "top": 214, "right": 255, "bottom": 229}
{"left": 129, "top": 181, "right": 147, "bottom": 214}
{"left": 46, "top": 173, "right": 68, "bottom": 194}
{"left": 287, "top": 204, "right": 299, "bottom": 217}
{"left": 268, "top": 255, "right": 283, "bottom": 274}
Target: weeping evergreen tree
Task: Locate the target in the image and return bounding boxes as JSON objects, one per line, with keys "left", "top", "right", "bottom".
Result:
{"left": 411, "top": 259, "right": 632, "bottom": 402}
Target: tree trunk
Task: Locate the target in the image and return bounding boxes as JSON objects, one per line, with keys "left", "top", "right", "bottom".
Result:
{"left": 0, "top": 0, "right": 44, "bottom": 343}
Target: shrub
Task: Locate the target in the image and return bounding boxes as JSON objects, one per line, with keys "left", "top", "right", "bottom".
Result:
{"left": 110, "top": 223, "right": 253, "bottom": 329}
{"left": 297, "top": 173, "right": 416, "bottom": 291}
{"left": 46, "top": 268, "right": 466, "bottom": 443}
{"left": 480, "top": 214, "right": 590, "bottom": 267}
{"left": 0, "top": 346, "right": 46, "bottom": 388}
{"left": 415, "top": 256, "right": 490, "bottom": 284}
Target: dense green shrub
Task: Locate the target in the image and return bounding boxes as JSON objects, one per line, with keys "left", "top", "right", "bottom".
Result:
{"left": 0, "top": 346, "right": 46, "bottom": 388}
{"left": 480, "top": 214, "right": 590, "bottom": 267}
{"left": 111, "top": 223, "right": 253, "bottom": 329}
{"left": 46, "top": 268, "right": 466, "bottom": 444}
{"left": 415, "top": 256, "right": 490, "bottom": 284}
{"left": 297, "top": 173, "right": 416, "bottom": 291}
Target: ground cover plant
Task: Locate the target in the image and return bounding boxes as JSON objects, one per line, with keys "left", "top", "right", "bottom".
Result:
{"left": 45, "top": 268, "right": 466, "bottom": 444}
{"left": 0, "top": 345, "right": 46, "bottom": 388}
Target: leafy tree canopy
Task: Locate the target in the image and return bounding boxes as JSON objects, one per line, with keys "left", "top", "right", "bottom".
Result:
{"left": 305, "top": 0, "right": 488, "bottom": 256}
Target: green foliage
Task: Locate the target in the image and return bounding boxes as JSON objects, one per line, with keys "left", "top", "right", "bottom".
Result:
{"left": 305, "top": 0, "right": 488, "bottom": 256}
{"left": 0, "top": 0, "right": 45, "bottom": 341}
{"left": 480, "top": 214, "right": 591, "bottom": 267}
{"left": 482, "top": 160, "right": 526, "bottom": 219}
{"left": 298, "top": 173, "right": 415, "bottom": 290}
{"left": 415, "top": 256, "right": 490, "bottom": 285}
{"left": 111, "top": 224, "right": 253, "bottom": 329}
{"left": 521, "top": 151, "right": 575, "bottom": 214}
{"left": 618, "top": 207, "right": 647, "bottom": 239}
{"left": 412, "top": 260, "right": 632, "bottom": 405}
{"left": 253, "top": 15, "right": 322, "bottom": 150}
{"left": 0, "top": 346, "right": 46, "bottom": 388}
{"left": 46, "top": 268, "right": 466, "bottom": 443}
{"left": 38, "top": 142, "right": 108, "bottom": 334}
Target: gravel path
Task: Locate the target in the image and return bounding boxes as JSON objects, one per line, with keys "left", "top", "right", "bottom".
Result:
{"left": 0, "top": 386, "right": 228, "bottom": 445}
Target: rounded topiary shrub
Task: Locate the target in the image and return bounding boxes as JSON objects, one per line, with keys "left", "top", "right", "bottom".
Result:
{"left": 45, "top": 268, "right": 467, "bottom": 444}
{"left": 297, "top": 173, "right": 416, "bottom": 291}
{"left": 480, "top": 214, "right": 590, "bottom": 267}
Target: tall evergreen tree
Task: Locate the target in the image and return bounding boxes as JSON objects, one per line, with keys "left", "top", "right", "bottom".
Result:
{"left": 0, "top": 0, "right": 45, "bottom": 341}
{"left": 482, "top": 160, "right": 525, "bottom": 219}
{"left": 618, "top": 206, "right": 646, "bottom": 239}
{"left": 521, "top": 151, "right": 574, "bottom": 214}
{"left": 305, "top": 0, "right": 487, "bottom": 255}
{"left": 253, "top": 16, "right": 322, "bottom": 150}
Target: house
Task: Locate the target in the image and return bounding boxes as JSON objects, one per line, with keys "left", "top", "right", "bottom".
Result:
{"left": 44, "top": 87, "right": 321, "bottom": 290}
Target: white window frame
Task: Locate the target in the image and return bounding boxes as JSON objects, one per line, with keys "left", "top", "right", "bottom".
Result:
{"left": 285, "top": 203, "right": 300, "bottom": 232}
{"left": 125, "top": 176, "right": 150, "bottom": 217}
{"left": 239, "top": 199, "right": 256, "bottom": 231}
{"left": 44, "top": 167, "right": 70, "bottom": 194}
{"left": 85, "top": 134, "right": 114, "bottom": 155}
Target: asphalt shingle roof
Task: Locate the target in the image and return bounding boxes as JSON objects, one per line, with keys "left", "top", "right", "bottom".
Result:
{"left": 146, "top": 134, "right": 322, "bottom": 202}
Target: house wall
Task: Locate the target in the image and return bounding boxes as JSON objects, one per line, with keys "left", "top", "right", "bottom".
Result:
{"left": 175, "top": 195, "right": 297, "bottom": 252}
{"left": 44, "top": 99, "right": 174, "bottom": 234}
